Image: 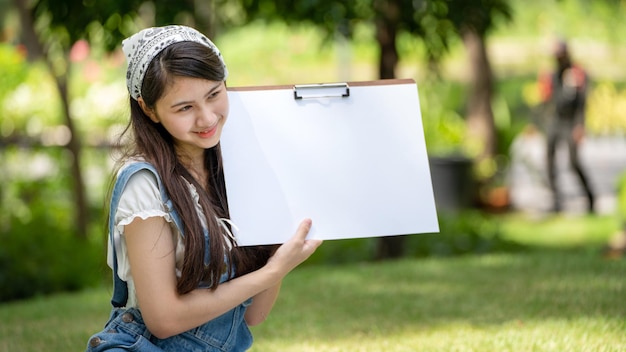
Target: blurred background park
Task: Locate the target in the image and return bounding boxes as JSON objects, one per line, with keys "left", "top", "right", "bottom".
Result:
{"left": 1, "top": 0, "right": 626, "bottom": 351}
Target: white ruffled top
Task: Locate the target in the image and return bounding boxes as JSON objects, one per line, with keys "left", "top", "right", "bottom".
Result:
{"left": 106, "top": 162, "right": 233, "bottom": 308}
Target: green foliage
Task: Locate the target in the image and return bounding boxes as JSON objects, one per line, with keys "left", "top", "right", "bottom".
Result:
{"left": 586, "top": 81, "right": 626, "bottom": 136}
{"left": 235, "top": 0, "right": 371, "bottom": 39}
{"left": 0, "top": 42, "right": 128, "bottom": 145}
{"left": 32, "top": 0, "right": 141, "bottom": 52}
{"left": 0, "top": 147, "right": 105, "bottom": 302}
{"left": 0, "top": 44, "right": 30, "bottom": 139}
{"left": 306, "top": 210, "right": 525, "bottom": 265}
{"left": 406, "top": 210, "right": 526, "bottom": 257}
{"left": 419, "top": 79, "right": 469, "bottom": 157}
{"left": 494, "top": 76, "right": 535, "bottom": 151}
{"left": 417, "top": 77, "right": 531, "bottom": 161}
{"left": 0, "top": 217, "right": 104, "bottom": 302}
{"left": 0, "top": 44, "right": 29, "bottom": 101}
{"left": 500, "top": 0, "right": 626, "bottom": 45}
{"left": 237, "top": 0, "right": 513, "bottom": 62}
{"left": 410, "top": 0, "right": 513, "bottom": 63}
{"left": 2, "top": 148, "right": 71, "bottom": 227}
{"left": 1, "top": 63, "right": 62, "bottom": 138}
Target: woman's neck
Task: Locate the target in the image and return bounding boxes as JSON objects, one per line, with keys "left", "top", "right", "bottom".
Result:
{"left": 177, "top": 150, "right": 207, "bottom": 188}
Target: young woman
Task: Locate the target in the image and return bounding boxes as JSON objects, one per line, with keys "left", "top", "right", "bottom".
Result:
{"left": 86, "top": 25, "right": 322, "bottom": 351}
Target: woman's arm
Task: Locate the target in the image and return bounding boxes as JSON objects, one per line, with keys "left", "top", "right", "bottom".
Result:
{"left": 125, "top": 216, "right": 320, "bottom": 339}
{"left": 244, "top": 282, "right": 282, "bottom": 326}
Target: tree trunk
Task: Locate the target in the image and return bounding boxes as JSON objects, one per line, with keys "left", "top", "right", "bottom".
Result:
{"left": 55, "top": 73, "right": 89, "bottom": 239}
{"left": 461, "top": 28, "right": 497, "bottom": 160}
{"left": 14, "top": 0, "right": 43, "bottom": 60}
{"left": 373, "top": 0, "right": 405, "bottom": 259}
{"left": 193, "top": 0, "right": 216, "bottom": 37}
{"left": 15, "top": 0, "right": 89, "bottom": 239}
{"left": 374, "top": 0, "right": 399, "bottom": 79}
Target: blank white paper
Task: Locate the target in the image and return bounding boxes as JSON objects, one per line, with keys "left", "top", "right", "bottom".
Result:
{"left": 221, "top": 80, "right": 439, "bottom": 246}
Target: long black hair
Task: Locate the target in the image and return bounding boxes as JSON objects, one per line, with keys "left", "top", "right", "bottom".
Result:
{"left": 117, "top": 41, "right": 274, "bottom": 293}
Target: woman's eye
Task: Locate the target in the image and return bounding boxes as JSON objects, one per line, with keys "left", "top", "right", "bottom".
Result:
{"left": 179, "top": 105, "right": 192, "bottom": 112}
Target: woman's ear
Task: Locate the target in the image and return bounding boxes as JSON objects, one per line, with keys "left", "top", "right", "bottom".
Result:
{"left": 138, "top": 97, "right": 159, "bottom": 123}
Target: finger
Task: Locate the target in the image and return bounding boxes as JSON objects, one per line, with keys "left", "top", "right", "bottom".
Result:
{"left": 293, "top": 218, "right": 312, "bottom": 240}
{"left": 303, "top": 239, "right": 323, "bottom": 253}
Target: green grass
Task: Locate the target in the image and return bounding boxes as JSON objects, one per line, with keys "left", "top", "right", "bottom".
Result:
{"left": 250, "top": 248, "right": 625, "bottom": 351}
{"left": 500, "top": 213, "right": 620, "bottom": 249}
{"left": 1, "top": 214, "right": 625, "bottom": 351}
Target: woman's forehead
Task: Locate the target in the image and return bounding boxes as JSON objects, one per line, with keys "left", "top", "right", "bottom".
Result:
{"left": 160, "top": 78, "right": 223, "bottom": 102}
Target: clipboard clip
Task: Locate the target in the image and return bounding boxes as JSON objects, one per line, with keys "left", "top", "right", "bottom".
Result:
{"left": 293, "top": 83, "right": 350, "bottom": 100}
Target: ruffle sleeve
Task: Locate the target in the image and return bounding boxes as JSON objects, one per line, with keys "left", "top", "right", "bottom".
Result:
{"left": 107, "top": 168, "right": 176, "bottom": 283}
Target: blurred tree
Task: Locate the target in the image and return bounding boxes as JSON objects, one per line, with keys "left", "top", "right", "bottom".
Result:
{"left": 398, "top": 0, "right": 513, "bottom": 161}
{"left": 441, "top": 0, "right": 512, "bottom": 161}
{"left": 10, "top": 0, "right": 220, "bottom": 239}
{"left": 13, "top": 0, "right": 142, "bottom": 239}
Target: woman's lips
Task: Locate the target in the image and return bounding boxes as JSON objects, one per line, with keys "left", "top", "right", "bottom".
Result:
{"left": 196, "top": 126, "right": 217, "bottom": 138}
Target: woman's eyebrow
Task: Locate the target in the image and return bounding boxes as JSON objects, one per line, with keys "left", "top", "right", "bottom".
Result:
{"left": 204, "top": 82, "right": 222, "bottom": 98}
{"left": 170, "top": 82, "right": 222, "bottom": 109}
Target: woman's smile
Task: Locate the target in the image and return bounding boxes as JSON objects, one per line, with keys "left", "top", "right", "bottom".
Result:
{"left": 196, "top": 124, "right": 219, "bottom": 138}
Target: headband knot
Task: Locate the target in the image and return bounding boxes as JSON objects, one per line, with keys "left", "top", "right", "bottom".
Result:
{"left": 122, "top": 25, "right": 228, "bottom": 100}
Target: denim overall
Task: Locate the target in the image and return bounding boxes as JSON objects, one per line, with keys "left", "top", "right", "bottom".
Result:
{"left": 86, "top": 162, "right": 253, "bottom": 351}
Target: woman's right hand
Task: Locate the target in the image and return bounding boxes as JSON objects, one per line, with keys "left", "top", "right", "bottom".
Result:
{"left": 265, "top": 219, "right": 323, "bottom": 277}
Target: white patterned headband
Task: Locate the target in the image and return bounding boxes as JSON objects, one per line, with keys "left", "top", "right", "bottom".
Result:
{"left": 122, "top": 25, "right": 228, "bottom": 100}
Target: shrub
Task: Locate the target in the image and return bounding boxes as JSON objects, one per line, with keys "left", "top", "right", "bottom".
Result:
{"left": 305, "top": 210, "right": 526, "bottom": 265}
{"left": 0, "top": 147, "right": 106, "bottom": 302}
{"left": 405, "top": 210, "right": 526, "bottom": 257}
{"left": 0, "top": 219, "right": 104, "bottom": 302}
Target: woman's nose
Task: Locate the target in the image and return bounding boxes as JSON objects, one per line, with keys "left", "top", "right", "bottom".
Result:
{"left": 197, "top": 107, "right": 219, "bottom": 126}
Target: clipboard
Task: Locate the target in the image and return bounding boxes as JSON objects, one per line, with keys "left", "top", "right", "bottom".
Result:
{"left": 221, "top": 79, "right": 439, "bottom": 246}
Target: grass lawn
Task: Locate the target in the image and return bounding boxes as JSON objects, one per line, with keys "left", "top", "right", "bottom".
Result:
{"left": 1, "top": 213, "right": 625, "bottom": 351}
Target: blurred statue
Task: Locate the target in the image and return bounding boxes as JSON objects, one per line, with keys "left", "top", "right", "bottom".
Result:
{"left": 538, "top": 39, "right": 595, "bottom": 213}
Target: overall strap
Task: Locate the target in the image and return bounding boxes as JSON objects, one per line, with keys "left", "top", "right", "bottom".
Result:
{"left": 109, "top": 162, "right": 184, "bottom": 308}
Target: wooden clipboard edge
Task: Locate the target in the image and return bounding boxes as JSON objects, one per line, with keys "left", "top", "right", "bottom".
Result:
{"left": 227, "top": 78, "right": 416, "bottom": 92}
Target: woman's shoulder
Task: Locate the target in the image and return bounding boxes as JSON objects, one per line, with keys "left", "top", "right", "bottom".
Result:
{"left": 117, "top": 157, "right": 156, "bottom": 176}
{"left": 114, "top": 162, "right": 170, "bottom": 225}
{"left": 113, "top": 157, "right": 162, "bottom": 202}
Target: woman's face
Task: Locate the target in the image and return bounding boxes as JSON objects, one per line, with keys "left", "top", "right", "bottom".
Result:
{"left": 147, "top": 77, "right": 229, "bottom": 156}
